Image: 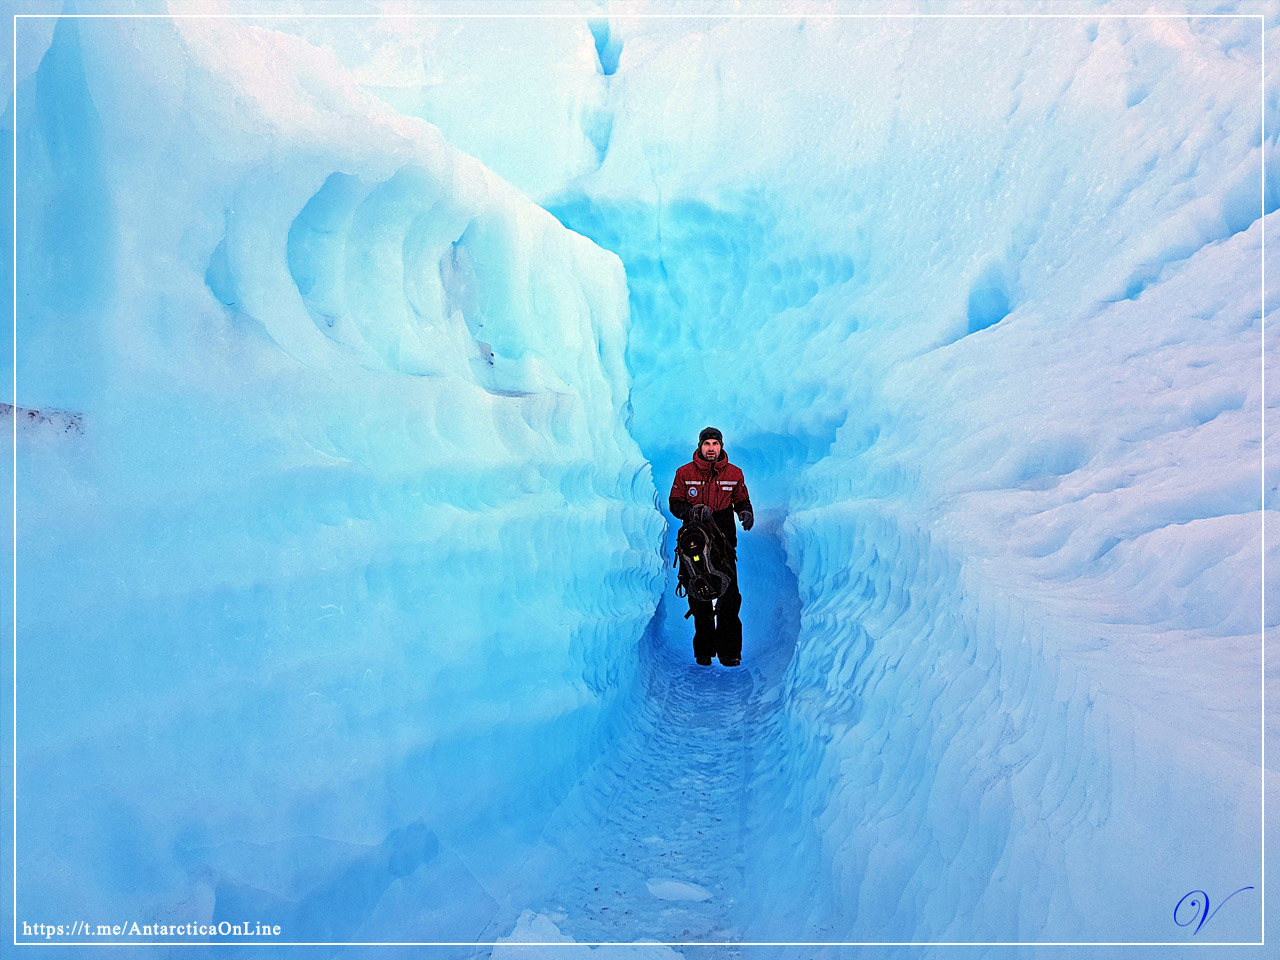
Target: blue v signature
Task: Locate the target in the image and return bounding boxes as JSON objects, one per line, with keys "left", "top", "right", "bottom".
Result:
{"left": 1174, "top": 887, "right": 1255, "bottom": 935}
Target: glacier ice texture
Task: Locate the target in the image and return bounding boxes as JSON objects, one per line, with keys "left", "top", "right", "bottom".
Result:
{"left": 1, "top": 6, "right": 1275, "bottom": 958}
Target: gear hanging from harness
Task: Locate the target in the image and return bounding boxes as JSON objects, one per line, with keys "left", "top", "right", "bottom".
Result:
{"left": 673, "top": 518, "right": 731, "bottom": 614}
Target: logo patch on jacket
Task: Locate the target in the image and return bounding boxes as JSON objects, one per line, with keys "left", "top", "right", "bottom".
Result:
{"left": 688, "top": 487, "right": 697, "bottom": 497}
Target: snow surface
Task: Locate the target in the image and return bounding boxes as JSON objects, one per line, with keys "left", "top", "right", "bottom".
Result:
{"left": 491, "top": 908, "right": 682, "bottom": 958}
{"left": 1, "top": 2, "right": 1275, "bottom": 958}
{"left": 645, "top": 879, "right": 711, "bottom": 902}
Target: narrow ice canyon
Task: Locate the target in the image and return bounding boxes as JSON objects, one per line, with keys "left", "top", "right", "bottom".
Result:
{"left": 2, "top": 7, "right": 1274, "bottom": 957}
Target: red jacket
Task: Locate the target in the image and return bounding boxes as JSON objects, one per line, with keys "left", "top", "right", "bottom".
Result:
{"left": 669, "top": 450, "right": 752, "bottom": 544}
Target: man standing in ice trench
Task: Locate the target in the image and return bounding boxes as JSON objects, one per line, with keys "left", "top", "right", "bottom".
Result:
{"left": 668, "top": 427, "right": 754, "bottom": 667}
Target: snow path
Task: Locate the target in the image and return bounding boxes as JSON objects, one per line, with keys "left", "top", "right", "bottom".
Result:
{"left": 482, "top": 648, "right": 757, "bottom": 952}
{"left": 477, "top": 543, "right": 808, "bottom": 956}
{"left": 473, "top": 526, "right": 807, "bottom": 954}
{"left": 569, "top": 656, "right": 753, "bottom": 943}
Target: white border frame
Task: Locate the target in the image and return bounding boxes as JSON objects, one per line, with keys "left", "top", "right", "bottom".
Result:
{"left": 8, "top": 8, "right": 1268, "bottom": 949}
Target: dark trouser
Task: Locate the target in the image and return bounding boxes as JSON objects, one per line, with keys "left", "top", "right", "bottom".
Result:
{"left": 689, "top": 550, "right": 741, "bottom": 662}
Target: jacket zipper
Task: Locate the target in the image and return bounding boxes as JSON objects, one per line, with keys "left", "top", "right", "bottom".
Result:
{"left": 701, "top": 457, "right": 718, "bottom": 511}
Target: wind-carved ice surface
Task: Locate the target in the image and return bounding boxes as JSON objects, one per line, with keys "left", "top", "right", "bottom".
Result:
{"left": 5, "top": 10, "right": 664, "bottom": 950}
{"left": 2, "top": 7, "right": 1275, "bottom": 959}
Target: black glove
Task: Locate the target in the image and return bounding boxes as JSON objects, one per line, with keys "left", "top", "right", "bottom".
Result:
{"left": 690, "top": 504, "right": 713, "bottom": 523}
{"left": 739, "top": 510, "right": 754, "bottom": 531}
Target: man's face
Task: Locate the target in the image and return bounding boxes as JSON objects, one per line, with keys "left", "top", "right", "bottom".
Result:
{"left": 700, "top": 439, "right": 722, "bottom": 460}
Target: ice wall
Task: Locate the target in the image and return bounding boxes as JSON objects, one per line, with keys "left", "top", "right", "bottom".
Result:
{"left": 770, "top": 218, "right": 1267, "bottom": 944}
{"left": 625, "top": 13, "right": 1270, "bottom": 947}
{"left": 6, "top": 10, "right": 664, "bottom": 944}
{"left": 614, "top": 15, "right": 1270, "bottom": 945}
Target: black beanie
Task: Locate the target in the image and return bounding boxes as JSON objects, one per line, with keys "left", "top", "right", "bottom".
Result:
{"left": 698, "top": 427, "right": 723, "bottom": 445}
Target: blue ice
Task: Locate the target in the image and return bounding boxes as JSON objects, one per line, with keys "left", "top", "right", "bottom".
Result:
{"left": 1, "top": 9, "right": 1271, "bottom": 957}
